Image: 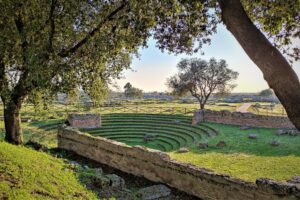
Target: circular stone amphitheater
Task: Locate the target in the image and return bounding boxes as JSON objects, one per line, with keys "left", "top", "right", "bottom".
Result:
{"left": 81, "top": 113, "right": 218, "bottom": 152}
{"left": 31, "top": 113, "right": 218, "bottom": 152}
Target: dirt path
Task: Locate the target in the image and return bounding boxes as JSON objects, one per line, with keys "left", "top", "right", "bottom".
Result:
{"left": 236, "top": 103, "right": 252, "bottom": 113}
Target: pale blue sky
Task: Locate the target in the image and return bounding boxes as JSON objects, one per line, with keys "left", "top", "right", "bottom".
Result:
{"left": 116, "top": 25, "right": 300, "bottom": 93}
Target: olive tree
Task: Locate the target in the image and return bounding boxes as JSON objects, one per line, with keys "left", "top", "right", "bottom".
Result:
{"left": 0, "top": 1, "right": 133, "bottom": 144}
{"left": 1, "top": 0, "right": 300, "bottom": 144}
{"left": 0, "top": 0, "right": 214, "bottom": 144}
{"left": 167, "top": 58, "right": 238, "bottom": 109}
{"left": 259, "top": 89, "right": 274, "bottom": 97}
{"left": 124, "top": 82, "right": 143, "bottom": 99}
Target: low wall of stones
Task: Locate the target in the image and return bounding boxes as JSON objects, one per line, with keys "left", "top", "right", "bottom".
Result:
{"left": 192, "top": 109, "right": 295, "bottom": 129}
{"left": 67, "top": 113, "right": 101, "bottom": 129}
{"left": 58, "top": 126, "right": 299, "bottom": 200}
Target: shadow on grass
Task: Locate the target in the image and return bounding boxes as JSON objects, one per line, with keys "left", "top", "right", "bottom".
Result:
{"left": 2, "top": 114, "right": 300, "bottom": 157}
{"left": 0, "top": 125, "right": 58, "bottom": 148}
{"left": 190, "top": 122, "right": 300, "bottom": 157}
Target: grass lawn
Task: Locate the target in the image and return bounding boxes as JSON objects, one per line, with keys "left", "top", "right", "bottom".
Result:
{"left": 0, "top": 100, "right": 241, "bottom": 120}
{"left": 248, "top": 102, "right": 287, "bottom": 116}
{"left": 0, "top": 120, "right": 60, "bottom": 148}
{"left": 169, "top": 122, "right": 300, "bottom": 182}
{"left": 82, "top": 113, "right": 217, "bottom": 152}
{"left": 0, "top": 101, "right": 298, "bottom": 184}
{"left": 0, "top": 141, "right": 97, "bottom": 199}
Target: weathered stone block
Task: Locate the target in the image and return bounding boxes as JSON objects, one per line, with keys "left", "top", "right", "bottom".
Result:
{"left": 177, "top": 147, "right": 189, "bottom": 153}
{"left": 192, "top": 110, "right": 204, "bottom": 125}
{"left": 67, "top": 113, "right": 101, "bottom": 129}
{"left": 270, "top": 140, "right": 280, "bottom": 146}
{"left": 192, "top": 109, "right": 295, "bottom": 129}
{"left": 216, "top": 140, "right": 227, "bottom": 148}
{"left": 58, "top": 126, "right": 300, "bottom": 200}
{"left": 248, "top": 134, "right": 257, "bottom": 139}
{"left": 105, "top": 174, "right": 125, "bottom": 189}
{"left": 137, "top": 184, "right": 171, "bottom": 200}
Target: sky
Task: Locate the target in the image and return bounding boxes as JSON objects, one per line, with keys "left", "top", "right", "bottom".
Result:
{"left": 115, "top": 24, "right": 300, "bottom": 93}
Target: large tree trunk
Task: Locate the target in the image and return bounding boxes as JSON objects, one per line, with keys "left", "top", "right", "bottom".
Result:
{"left": 218, "top": 0, "right": 300, "bottom": 130}
{"left": 200, "top": 103, "right": 205, "bottom": 110}
{"left": 4, "top": 100, "right": 23, "bottom": 145}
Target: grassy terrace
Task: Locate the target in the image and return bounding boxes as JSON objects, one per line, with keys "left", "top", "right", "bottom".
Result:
{"left": 80, "top": 113, "right": 300, "bottom": 183}
{"left": 0, "top": 120, "right": 62, "bottom": 148}
{"left": 1, "top": 110, "right": 299, "bottom": 184}
{"left": 170, "top": 122, "right": 300, "bottom": 182}
{"left": 0, "top": 142, "right": 97, "bottom": 199}
{"left": 82, "top": 113, "right": 218, "bottom": 152}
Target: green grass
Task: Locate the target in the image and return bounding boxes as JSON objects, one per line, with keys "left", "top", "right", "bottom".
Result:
{"left": 169, "top": 122, "right": 300, "bottom": 182}
{"left": 0, "top": 141, "right": 97, "bottom": 200}
{"left": 0, "top": 100, "right": 297, "bottom": 184}
{"left": 0, "top": 100, "right": 241, "bottom": 121}
{"left": 0, "top": 120, "right": 62, "bottom": 148}
{"left": 82, "top": 113, "right": 217, "bottom": 152}
{"left": 248, "top": 102, "right": 287, "bottom": 116}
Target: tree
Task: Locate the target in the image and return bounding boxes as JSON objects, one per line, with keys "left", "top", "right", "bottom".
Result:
{"left": 218, "top": 0, "right": 300, "bottom": 130}
{"left": 123, "top": 82, "right": 133, "bottom": 91}
{"left": 1, "top": 0, "right": 300, "bottom": 144}
{"left": 151, "top": 0, "right": 300, "bottom": 130}
{"left": 124, "top": 82, "right": 143, "bottom": 99}
{"left": 0, "top": 0, "right": 181, "bottom": 144}
{"left": 167, "top": 58, "right": 238, "bottom": 109}
{"left": 2, "top": 0, "right": 209, "bottom": 144}
{"left": 259, "top": 89, "right": 274, "bottom": 97}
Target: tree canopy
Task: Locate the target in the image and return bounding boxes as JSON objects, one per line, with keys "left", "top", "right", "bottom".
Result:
{"left": 167, "top": 58, "right": 238, "bottom": 109}
{"left": 1, "top": 0, "right": 300, "bottom": 144}
{"left": 124, "top": 82, "right": 143, "bottom": 99}
{"left": 259, "top": 89, "right": 274, "bottom": 97}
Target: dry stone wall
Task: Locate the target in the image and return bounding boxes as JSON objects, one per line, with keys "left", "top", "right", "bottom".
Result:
{"left": 67, "top": 113, "right": 101, "bottom": 129}
{"left": 192, "top": 109, "right": 295, "bottom": 129}
{"left": 58, "top": 126, "right": 300, "bottom": 200}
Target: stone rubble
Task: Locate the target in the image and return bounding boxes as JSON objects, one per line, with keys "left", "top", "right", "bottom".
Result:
{"left": 177, "top": 147, "right": 189, "bottom": 153}
{"left": 248, "top": 134, "right": 257, "bottom": 139}
{"left": 137, "top": 184, "right": 171, "bottom": 200}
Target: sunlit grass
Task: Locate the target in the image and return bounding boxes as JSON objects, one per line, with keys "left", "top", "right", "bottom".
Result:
{"left": 0, "top": 100, "right": 297, "bottom": 184}
{"left": 0, "top": 141, "right": 97, "bottom": 199}
{"left": 0, "top": 120, "right": 60, "bottom": 148}
{"left": 169, "top": 122, "right": 300, "bottom": 182}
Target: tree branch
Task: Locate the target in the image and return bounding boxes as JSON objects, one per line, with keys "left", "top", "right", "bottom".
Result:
{"left": 0, "top": 56, "right": 7, "bottom": 103}
{"left": 14, "top": 9, "right": 28, "bottom": 66}
{"left": 58, "top": 2, "right": 128, "bottom": 58}
{"left": 48, "top": 0, "right": 57, "bottom": 52}
{"left": 13, "top": 12, "right": 31, "bottom": 102}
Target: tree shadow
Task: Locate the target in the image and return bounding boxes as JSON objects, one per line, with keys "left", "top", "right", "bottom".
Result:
{"left": 191, "top": 122, "right": 300, "bottom": 157}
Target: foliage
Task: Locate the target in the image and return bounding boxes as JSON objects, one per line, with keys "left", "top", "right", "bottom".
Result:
{"left": 124, "top": 82, "right": 143, "bottom": 99}
{"left": 0, "top": 0, "right": 215, "bottom": 103}
{"left": 66, "top": 88, "right": 80, "bottom": 105}
{"left": 170, "top": 122, "right": 300, "bottom": 182}
{"left": 26, "top": 90, "right": 44, "bottom": 116}
{"left": 1, "top": 0, "right": 300, "bottom": 142}
{"left": 259, "top": 89, "right": 274, "bottom": 97}
{"left": 242, "top": 0, "right": 300, "bottom": 61}
{"left": 0, "top": 141, "right": 97, "bottom": 199}
{"left": 167, "top": 58, "right": 238, "bottom": 109}
{"left": 0, "top": 0, "right": 218, "bottom": 143}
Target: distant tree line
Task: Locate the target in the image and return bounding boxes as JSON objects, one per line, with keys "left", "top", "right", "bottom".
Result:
{"left": 124, "top": 82, "right": 143, "bottom": 99}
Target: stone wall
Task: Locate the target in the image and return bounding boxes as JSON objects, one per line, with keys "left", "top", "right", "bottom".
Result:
{"left": 192, "top": 109, "right": 295, "bottom": 129}
{"left": 58, "top": 126, "right": 300, "bottom": 200}
{"left": 67, "top": 113, "right": 101, "bottom": 129}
